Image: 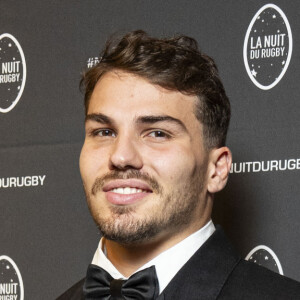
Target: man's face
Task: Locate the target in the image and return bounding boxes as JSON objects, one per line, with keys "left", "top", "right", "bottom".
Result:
{"left": 80, "top": 71, "right": 212, "bottom": 246}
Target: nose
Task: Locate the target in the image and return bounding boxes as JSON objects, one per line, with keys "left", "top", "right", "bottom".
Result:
{"left": 109, "top": 133, "right": 143, "bottom": 171}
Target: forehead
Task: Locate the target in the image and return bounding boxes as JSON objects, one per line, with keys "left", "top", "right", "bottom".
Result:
{"left": 88, "top": 71, "right": 199, "bottom": 125}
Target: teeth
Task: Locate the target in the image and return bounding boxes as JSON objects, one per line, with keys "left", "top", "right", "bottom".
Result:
{"left": 111, "top": 187, "right": 146, "bottom": 194}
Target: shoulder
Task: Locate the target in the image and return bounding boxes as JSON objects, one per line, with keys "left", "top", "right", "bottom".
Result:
{"left": 56, "top": 278, "right": 85, "bottom": 300}
{"left": 219, "top": 259, "right": 300, "bottom": 299}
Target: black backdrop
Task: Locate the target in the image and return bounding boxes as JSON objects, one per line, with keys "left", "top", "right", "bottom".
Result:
{"left": 0, "top": 1, "right": 299, "bottom": 299}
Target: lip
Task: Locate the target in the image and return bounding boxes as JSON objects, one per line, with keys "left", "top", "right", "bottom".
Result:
{"left": 105, "top": 191, "right": 151, "bottom": 205}
{"left": 102, "top": 179, "right": 153, "bottom": 192}
{"left": 103, "top": 179, "right": 153, "bottom": 206}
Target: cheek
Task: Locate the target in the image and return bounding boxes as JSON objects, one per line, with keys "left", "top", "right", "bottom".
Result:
{"left": 146, "top": 146, "right": 197, "bottom": 184}
{"left": 79, "top": 145, "right": 90, "bottom": 183}
{"left": 79, "top": 143, "right": 106, "bottom": 186}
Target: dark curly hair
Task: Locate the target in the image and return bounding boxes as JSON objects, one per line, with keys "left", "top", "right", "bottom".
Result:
{"left": 81, "top": 30, "right": 230, "bottom": 149}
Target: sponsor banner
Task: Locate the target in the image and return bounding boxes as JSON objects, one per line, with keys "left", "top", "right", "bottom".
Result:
{"left": 246, "top": 245, "right": 283, "bottom": 275}
{"left": 87, "top": 56, "right": 100, "bottom": 68}
{"left": 0, "top": 34, "right": 26, "bottom": 113}
{"left": 243, "top": 4, "right": 292, "bottom": 90}
{"left": 230, "top": 158, "right": 300, "bottom": 174}
{"left": 0, "top": 256, "right": 24, "bottom": 300}
{"left": 0, "top": 175, "right": 46, "bottom": 189}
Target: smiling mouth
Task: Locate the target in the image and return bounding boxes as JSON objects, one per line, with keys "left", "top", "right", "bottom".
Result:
{"left": 111, "top": 187, "right": 152, "bottom": 194}
{"left": 101, "top": 178, "right": 155, "bottom": 205}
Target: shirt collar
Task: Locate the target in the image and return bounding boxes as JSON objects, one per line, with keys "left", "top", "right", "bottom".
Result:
{"left": 91, "top": 220, "right": 215, "bottom": 294}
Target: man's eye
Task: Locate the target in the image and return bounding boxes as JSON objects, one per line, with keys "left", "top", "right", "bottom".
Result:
{"left": 148, "top": 131, "right": 170, "bottom": 138}
{"left": 94, "top": 129, "right": 116, "bottom": 137}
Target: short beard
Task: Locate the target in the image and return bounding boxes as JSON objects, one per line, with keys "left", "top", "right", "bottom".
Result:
{"left": 97, "top": 204, "right": 164, "bottom": 244}
{"left": 84, "top": 169, "right": 204, "bottom": 245}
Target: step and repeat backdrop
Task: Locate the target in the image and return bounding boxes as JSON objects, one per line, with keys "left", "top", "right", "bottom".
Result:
{"left": 0, "top": 1, "right": 299, "bottom": 299}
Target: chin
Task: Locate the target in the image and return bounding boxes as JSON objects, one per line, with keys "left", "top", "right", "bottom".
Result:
{"left": 96, "top": 213, "right": 162, "bottom": 245}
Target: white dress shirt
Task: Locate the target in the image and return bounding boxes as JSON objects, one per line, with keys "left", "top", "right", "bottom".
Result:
{"left": 91, "top": 220, "right": 215, "bottom": 294}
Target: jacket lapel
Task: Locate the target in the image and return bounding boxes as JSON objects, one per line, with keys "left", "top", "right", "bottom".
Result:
{"left": 159, "top": 226, "right": 241, "bottom": 300}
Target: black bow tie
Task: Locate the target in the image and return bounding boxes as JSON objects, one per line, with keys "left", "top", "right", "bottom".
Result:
{"left": 83, "top": 264, "right": 159, "bottom": 300}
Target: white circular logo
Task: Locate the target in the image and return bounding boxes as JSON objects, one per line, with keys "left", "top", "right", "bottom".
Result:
{"left": 246, "top": 245, "right": 283, "bottom": 275}
{"left": 0, "top": 33, "right": 26, "bottom": 113}
{"left": 0, "top": 255, "right": 24, "bottom": 300}
{"left": 243, "top": 4, "right": 292, "bottom": 90}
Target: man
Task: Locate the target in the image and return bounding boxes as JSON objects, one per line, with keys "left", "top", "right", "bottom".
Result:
{"left": 58, "top": 30, "right": 300, "bottom": 299}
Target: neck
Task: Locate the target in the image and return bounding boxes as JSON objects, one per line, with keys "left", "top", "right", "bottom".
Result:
{"left": 104, "top": 218, "right": 210, "bottom": 277}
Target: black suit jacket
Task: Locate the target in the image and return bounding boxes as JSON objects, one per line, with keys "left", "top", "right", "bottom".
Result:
{"left": 57, "top": 227, "right": 300, "bottom": 299}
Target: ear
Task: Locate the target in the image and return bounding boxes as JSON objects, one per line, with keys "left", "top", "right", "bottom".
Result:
{"left": 207, "top": 147, "right": 232, "bottom": 194}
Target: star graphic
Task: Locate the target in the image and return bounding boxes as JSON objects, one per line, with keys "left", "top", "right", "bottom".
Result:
{"left": 273, "top": 14, "right": 276, "bottom": 19}
{"left": 251, "top": 69, "right": 257, "bottom": 77}
{"left": 265, "top": 256, "right": 269, "bottom": 260}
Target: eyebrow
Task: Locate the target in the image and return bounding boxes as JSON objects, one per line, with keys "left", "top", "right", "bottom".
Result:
{"left": 85, "top": 113, "right": 187, "bottom": 132}
{"left": 85, "top": 113, "right": 114, "bottom": 125}
{"left": 136, "top": 115, "right": 187, "bottom": 132}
